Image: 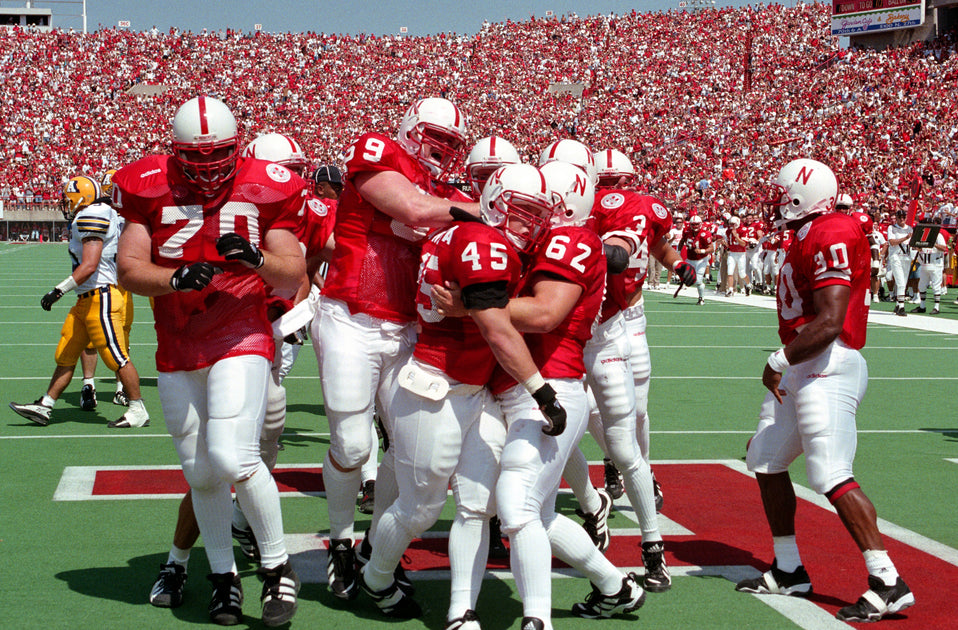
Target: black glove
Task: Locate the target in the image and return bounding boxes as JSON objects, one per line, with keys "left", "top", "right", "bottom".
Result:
{"left": 169, "top": 263, "right": 222, "bottom": 292}
{"left": 216, "top": 232, "right": 264, "bottom": 269}
{"left": 531, "top": 383, "right": 566, "bottom": 436}
{"left": 40, "top": 288, "right": 64, "bottom": 311}
{"left": 674, "top": 260, "right": 696, "bottom": 286}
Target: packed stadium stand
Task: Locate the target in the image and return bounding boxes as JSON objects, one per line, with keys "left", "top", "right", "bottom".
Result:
{"left": 1, "top": 2, "right": 957, "bottom": 230}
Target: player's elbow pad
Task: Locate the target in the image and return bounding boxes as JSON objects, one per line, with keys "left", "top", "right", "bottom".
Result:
{"left": 604, "top": 244, "right": 629, "bottom": 275}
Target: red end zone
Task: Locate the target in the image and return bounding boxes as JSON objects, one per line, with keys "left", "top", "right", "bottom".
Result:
{"left": 56, "top": 462, "right": 954, "bottom": 626}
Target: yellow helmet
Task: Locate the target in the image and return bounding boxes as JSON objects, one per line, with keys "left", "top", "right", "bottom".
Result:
{"left": 62, "top": 175, "right": 102, "bottom": 219}
{"left": 100, "top": 169, "right": 118, "bottom": 196}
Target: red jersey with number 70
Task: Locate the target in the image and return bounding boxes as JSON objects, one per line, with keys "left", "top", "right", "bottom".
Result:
{"left": 113, "top": 154, "right": 307, "bottom": 372}
{"left": 776, "top": 212, "right": 870, "bottom": 349}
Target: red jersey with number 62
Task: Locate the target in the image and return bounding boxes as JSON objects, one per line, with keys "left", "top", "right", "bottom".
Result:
{"left": 414, "top": 221, "right": 522, "bottom": 385}
{"left": 490, "top": 226, "right": 605, "bottom": 393}
{"left": 776, "top": 212, "right": 870, "bottom": 349}
{"left": 113, "top": 155, "right": 307, "bottom": 372}
{"left": 323, "top": 132, "right": 466, "bottom": 323}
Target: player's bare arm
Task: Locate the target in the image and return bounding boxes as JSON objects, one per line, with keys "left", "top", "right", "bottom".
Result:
{"left": 509, "top": 275, "right": 583, "bottom": 334}
{"left": 255, "top": 228, "right": 306, "bottom": 293}
{"left": 763, "top": 283, "right": 850, "bottom": 402}
{"left": 354, "top": 169, "right": 480, "bottom": 227}
{"left": 470, "top": 305, "right": 540, "bottom": 384}
{"left": 118, "top": 221, "right": 189, "bottom": 296}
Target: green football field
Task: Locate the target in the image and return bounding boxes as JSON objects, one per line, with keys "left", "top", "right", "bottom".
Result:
{"left": 1, "top": 241, "right": 956, "bottom": 629}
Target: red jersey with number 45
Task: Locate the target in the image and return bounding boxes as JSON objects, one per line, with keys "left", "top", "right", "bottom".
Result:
{"left": 113, "top": 155, "right": 307, "bottom": 372}
{"left": 490, "top": 226, "right": 605, "bottom": 393}
{"left": 590, "top": 190, "right": 671, "bottom": 321}
{"left": 414, "top": 221, "right": 522, "bottom": 385}
{"left": 776, "top": 212, "right": 870, "bottom": 350}
{"left": 323, "top": 132, "right": 464, "bottom": 323}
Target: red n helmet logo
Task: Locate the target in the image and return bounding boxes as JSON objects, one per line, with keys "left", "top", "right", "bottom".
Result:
{"left": 795, "top": 167, "right": 813, "bottom": 186}
{"left": 573, "top": 174, "right": 587, "bottom": 196}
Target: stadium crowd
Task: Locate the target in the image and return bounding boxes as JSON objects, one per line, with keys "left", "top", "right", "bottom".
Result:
{"left": 1, "top": 1, "right": 958, "bottom": 224}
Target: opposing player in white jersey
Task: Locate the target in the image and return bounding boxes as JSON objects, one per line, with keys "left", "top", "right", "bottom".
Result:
{"left": 911, "top": 223, "right": 947, "bottom": 314}
{"left": 885, "top": 209, "right": 913, "bottom": 316}
{"left": 736, "top": 159, "right": 914, "bottom": 623}
{"left": 9, "top": 176, "right": 150, "bottom": 429}
{"left": 314, "top": 97, "right": 479, "bottom": 601}
{"left": 360, "top": 163, "right": 563, "bottom": 624}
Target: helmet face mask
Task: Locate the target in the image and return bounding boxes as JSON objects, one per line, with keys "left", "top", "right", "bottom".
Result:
{"left": 480, "top": 164, "right": 559, "bottom": 254}
{"left": 172, "top": 96, "right": 240, "bottom": 195}
{"left": 397, "top": 97, "right": 468, "bottom": 180}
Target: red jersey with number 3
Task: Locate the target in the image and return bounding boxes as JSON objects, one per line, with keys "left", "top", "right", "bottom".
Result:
{"left": 414, "top": 222, "right": 522, "bottom": 385}
{"left": 323, "top": 132, "right": 462, "bottom": 323}
{"left": 776, "top": 212, "right": 870, "bottom": 349}
{"left": 590, "top": 190, "right": 671, "bottom": 321}
{"left": 490, "top": 226, "right": 605, "bottom": 393}
{"left": 113, "top": 155, "right": 307, "bottom": 372}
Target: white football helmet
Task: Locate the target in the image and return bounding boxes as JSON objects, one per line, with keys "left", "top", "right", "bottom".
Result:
{"left": 242, "top": 133, "right": 309, "bottom": 176}
{"left": 593, "top": 148, "right": 635, "bottom": 188}
{"left": 836, "top": 192, "right": 854, "bottom": 213}
{"left": 465, "top": 136, "right": 521, "bottom": 194}
{"left": 689, "top": 214, "right": 703, "bottom": 227}
{"left": 396, "top": 97, "right": 468, "bottom": 179}
{"left": 728, "top": 215, "right": 741, "bottom": 228}
{"left": 172, "top": 96, "right": 240, "bottom": 195}
{"left": 766, "top": 158, "right": 837, "bottom": 229}
{"left": 480, "top": 163, "right": 559, "bottom": 254}
{"left": 539, "top": 160, "right": 595, "bottom": 227}
{"left": 537, "top": 139, "right": 598, "bottom": 186}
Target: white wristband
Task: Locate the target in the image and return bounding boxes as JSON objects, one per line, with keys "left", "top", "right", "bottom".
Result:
{"left": 55, "top": 276, "right": 79, "bottom": 294}
{"left": 521, "top": 372, "right": 546, "bottom": 395}
{"left": 767, "top": 348, "right": 790, "bottom": 373}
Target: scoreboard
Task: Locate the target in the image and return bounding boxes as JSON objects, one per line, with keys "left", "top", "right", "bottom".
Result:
{"left": 831, "top": 0, "right": 925, "bottom": 35}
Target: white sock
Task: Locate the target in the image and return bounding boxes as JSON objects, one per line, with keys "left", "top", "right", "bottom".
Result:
{"left": 83, "top": 377, "right": 95, "bottom": 388}
{"left": 563, "top": 448, "right": 600, "bottom": 515}
{"left": 447, "top": 515, "right": 488, "bottom": 620}
{"left": 773, "top": 535, "right": 803, "bottom": 572}
{"left": 323, "top": 450, "right": 361, "bottom": 541}
{"left": 509, "top": 522, "right": 553, "bottom": 622}
{"left": 547, "top": 514, "right": 622, "bottom": 595}
{"left": 234, "top": 462, "right": 288, "bottom": 569}
{"left": 41, "top": 395, "right": 56, "bottom": 408}
{"left": 368, "top": 452, "right": 397, "bottom": 545}
{"left": 190, "top": 483, "right": 236, "bottom": 575}
{"left": 864, "top": 549, "right": 899, "bottom": 587}
{"left": 116, "top": 380, "right": 124, "bottom": 394}
{"left": 620, "top": 458, "right": 661, "bottom": 541}
{"left": 168, "top": 545, "right": 190, "bottom": 568}
{"left": 231, "top": 498, "right": 250, "bottom": 531}
{"left": 363, "top": 506, "right": 413, "bottom": 593}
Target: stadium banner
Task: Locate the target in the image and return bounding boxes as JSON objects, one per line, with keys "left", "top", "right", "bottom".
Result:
{"left": 831, "top": 0, "right": 925, "bottom": 35}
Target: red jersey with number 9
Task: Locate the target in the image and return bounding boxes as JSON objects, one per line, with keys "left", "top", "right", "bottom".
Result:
{"left": 113, "top": 154, "right": 307, "bottom": 372}
{"left": 776, "top": 212, "right": 870, "bottom": 349}
{"left": 324, "top": 132, "right": 468, "bottom": 323}
{"left": 414, "top": 221, "right": 522, "bottom": 385}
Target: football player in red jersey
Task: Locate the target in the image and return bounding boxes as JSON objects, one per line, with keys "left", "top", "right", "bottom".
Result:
{"left": 736, "top": 159, "right": 914, "bottom": 623}
{"left": 486, "top": 161, "right": 644, "bottom": 629}
{"left": 360, "top": 163, "right": 562, "bottom": 622}
{"left": 681, "top": 214, "right": 715, "bottom": 304}
{"left": 115, "top": 96, "right": 306, "bottom": 627}
{"left": 314, "top": 97, "right": 480, "bottom": 602}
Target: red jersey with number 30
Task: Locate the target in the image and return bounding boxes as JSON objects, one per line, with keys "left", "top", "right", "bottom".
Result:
{"left": 776, "top": 213, "right": 870, "bottom": 349}
{"left": 490, "top": 226, "right": 605, "bottom": 393}
{"left": 113, "top": 155, "right": 307, "bottom": 372}
{"left": 414, "top": 222, "right": 522, "bottom": 385}
{"left": 323, "top": 132, "right": 465, "bottom": 323}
